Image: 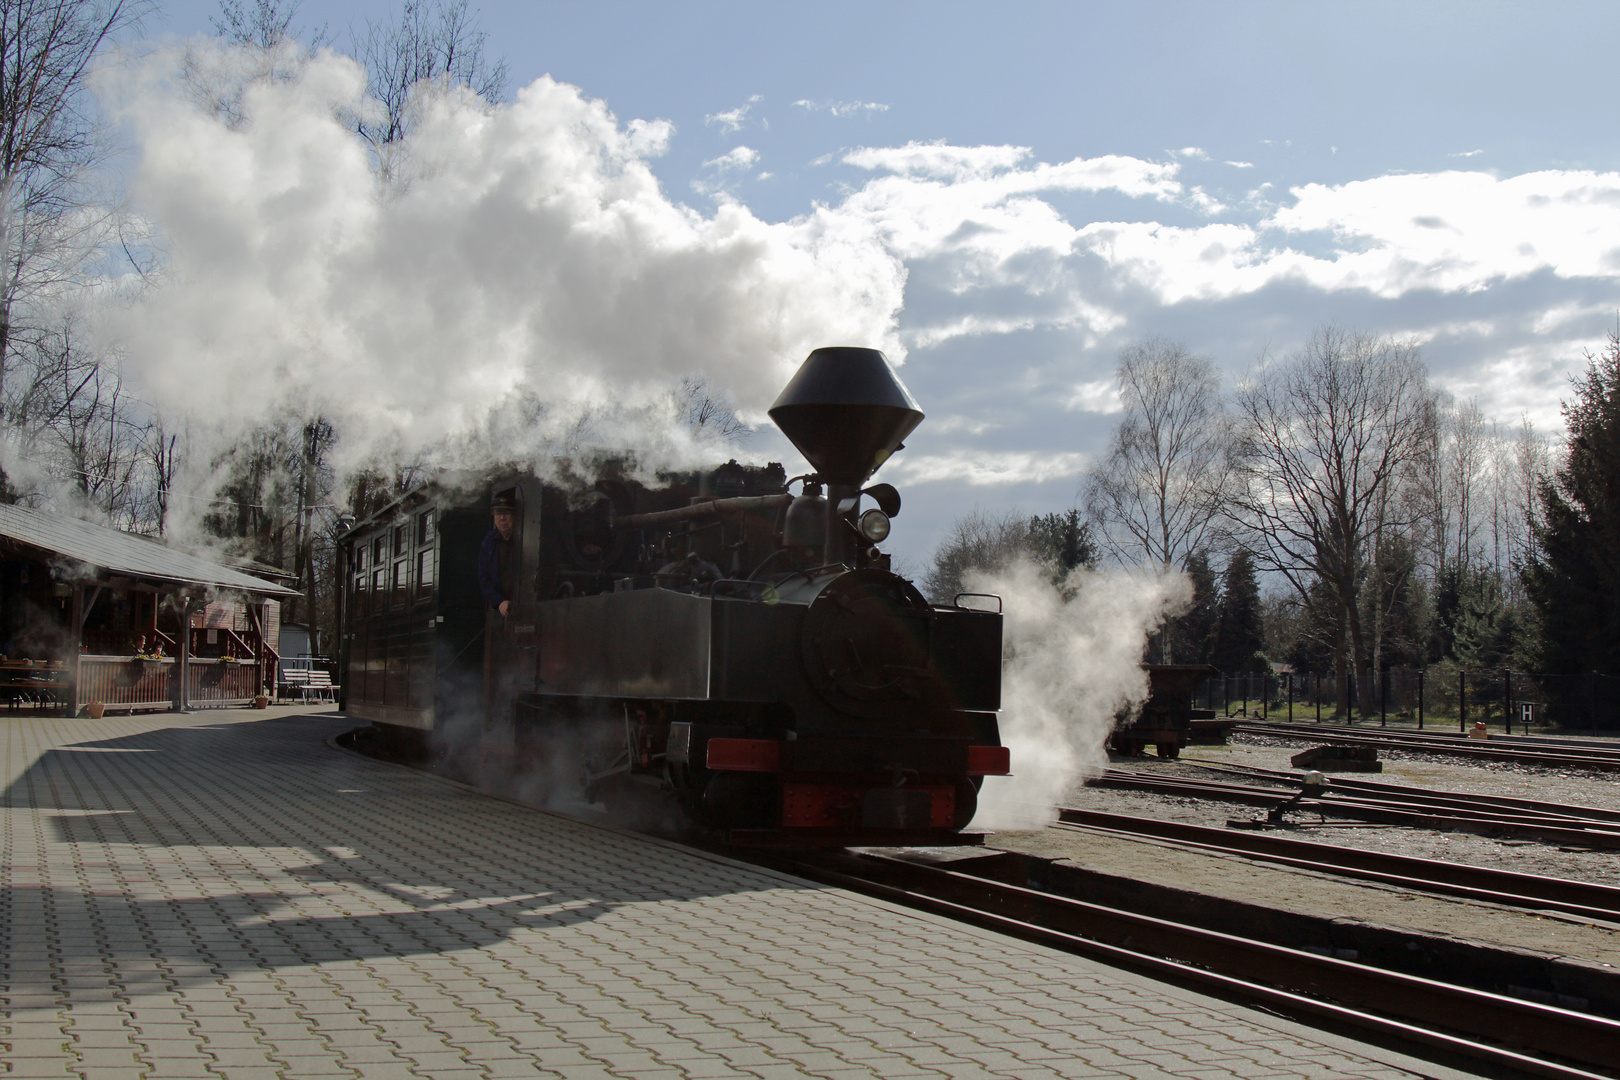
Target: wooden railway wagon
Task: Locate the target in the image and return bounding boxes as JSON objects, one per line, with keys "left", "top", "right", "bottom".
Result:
{"left": 1110, "top": 664, "right": 1219, "bottom": 759}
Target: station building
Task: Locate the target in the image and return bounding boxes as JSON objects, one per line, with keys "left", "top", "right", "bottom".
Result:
{"left": 0, "top": 503, "right": 299, "bottom": 714}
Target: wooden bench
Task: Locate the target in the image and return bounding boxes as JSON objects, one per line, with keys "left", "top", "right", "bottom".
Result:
{"left": 303, "top": 670, "right": 338, "bottom": 703}
{"left": 281, "top": 668, "right": 338, "bottom": 704}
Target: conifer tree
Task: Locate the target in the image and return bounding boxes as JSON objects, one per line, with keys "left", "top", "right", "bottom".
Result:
{"left": 1209, "top": 550, "right": 1268, "bottom": 672}
{"left": 1525, "top": 331, "right": 1620, "bottom": 674}
{"left": 1171, "top": 550, "right": 1218, "bottom": 664}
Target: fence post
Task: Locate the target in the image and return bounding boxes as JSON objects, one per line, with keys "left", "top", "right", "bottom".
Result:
{"left": 1379, "top": 669, "right": 1387, "bottom": 726}
{"left": 1315, "top": 672, "right": 1321, "bottom": 722}
{"left": 1287, "top": 672, "right": 1293, "bottom": 722}
{"left": 1417, "top": 667, "right": 1424, "bottom": 729}
{"left": 1459, "top": 670, "right": 1467, "bottom": 732}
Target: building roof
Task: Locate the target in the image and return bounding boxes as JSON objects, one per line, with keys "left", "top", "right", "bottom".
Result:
{"left": 0, "top": 503, "right": 300, "bottom": 598}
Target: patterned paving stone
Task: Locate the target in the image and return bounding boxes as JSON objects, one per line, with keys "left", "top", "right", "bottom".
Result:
{"left": 2, "top": 707, "right": 1482, "bottom": 1079}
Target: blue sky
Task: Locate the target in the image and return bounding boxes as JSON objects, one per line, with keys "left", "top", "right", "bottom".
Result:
{"left": 142, "top": 1, "right": 1620, "bottom": 565}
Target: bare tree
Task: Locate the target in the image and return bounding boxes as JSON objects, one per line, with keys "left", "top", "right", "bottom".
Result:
{"left": 675, "top": 375, "right": 750, "bottom": 445}
{"left": 1412, "top": 391, "right": 1490, "bottom": 582}
{"left": 212, "top": 0, "right": 324, "bottom": 48}
{"left": 1083, "top": 339, "right": 1235, "bottom": 576}
{"left": 1233, "top": 326, "right": 1433, "bottom": 680}
{"left": 0, "top": 0, "right": 145, "bottom": 409}
{"left": 354, "top": 0, "right": 507, "bottom": 150}
{"left": 138, "top": 410, "right": 184, "bottom": 535}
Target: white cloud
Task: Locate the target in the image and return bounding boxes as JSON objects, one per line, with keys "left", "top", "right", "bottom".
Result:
{"left": 625, "top": 118, "right": 672, "bottom": 157}
{"left": 929, "top": 415, "right": 999, "bottom": 436}
{"left": 704, "top": 146, "right": 760, "bottom": 171}
{"left": 794, "top": 99, "right": 889, "bottom": 117}
{"left": 1173, "top": 147, "right": 1208, "bottom": 160}
{"left": 1065, "top": 379, "right": 1123, "bottom": 414}
{"left": 705, "top": 94, "right": 762, "bottom": 134}
{"left": 1450, "top": 149, "right": 1484, "bottom": 158}
{"left": 1266, "top": 169, "right": 1620, "bottom": 295}
{"left": 1225, "top": 160, "right": 1254, "bottom": 169}
{"left": 1533, "top": 301, "right": 1614, "bottom": 334}
{"left": 1433, "top": 341, "right": 1583, "bottom": 431}
{"left": 880, "top": 449, "right": 1090, "bottom": 486}
{"left": 844, "top": 142, "right": 1184, "bottom": 201}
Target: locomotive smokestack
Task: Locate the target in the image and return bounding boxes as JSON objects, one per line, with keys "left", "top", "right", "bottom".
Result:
{"left": 768, "top": 347, "right": 923, "bottom": 486}
{"left": 769, "top": 347, "right": 923, "bottom": 565}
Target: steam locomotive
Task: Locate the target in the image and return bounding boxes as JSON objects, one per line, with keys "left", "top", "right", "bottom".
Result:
{"left": 338, "top": 347, "right": 1008, "bottom": 844}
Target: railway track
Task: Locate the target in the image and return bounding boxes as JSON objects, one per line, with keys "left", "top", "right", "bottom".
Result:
{"left": 1189, "top": 758, "right": 1620, "bottom": 824}
{"left": 1053, "top": 803, "right": 1620, "bottom": 924}
{"left": 1091, "top": 767, "right": 1620, "bottom": 848}
{"left": 762, "top": 845, "right": 1620, "bottom": 1080}
{"left": 1233, "top": 720, "right": 1620, "bottom": 769}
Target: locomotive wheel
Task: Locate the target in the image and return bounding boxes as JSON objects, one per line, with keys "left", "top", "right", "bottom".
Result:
{"left": 1156, "top": 741, "right": 1181, "bottom": 760}
{"left": 953, "top": 776, "right": 981, "bottom": 829}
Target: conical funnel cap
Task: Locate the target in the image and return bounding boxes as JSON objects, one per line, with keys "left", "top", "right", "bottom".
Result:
{"left": 768, "top": 347, "right": 924, "bottom": 484}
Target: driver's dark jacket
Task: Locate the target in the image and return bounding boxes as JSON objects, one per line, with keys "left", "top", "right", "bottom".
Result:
{"left": 478, "top": 529, "right": 512, "bottom": 610}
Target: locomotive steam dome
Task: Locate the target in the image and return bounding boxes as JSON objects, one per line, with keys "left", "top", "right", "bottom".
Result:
{"left": 768, "top": 347, "right": 924, "bottom": 484}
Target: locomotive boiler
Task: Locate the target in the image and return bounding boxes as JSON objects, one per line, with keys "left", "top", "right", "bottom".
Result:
{"left": 339, "top": 347, "right": 1008, "bottom": 844}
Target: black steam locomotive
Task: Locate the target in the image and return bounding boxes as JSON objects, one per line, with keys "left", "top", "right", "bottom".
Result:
{"left": 338, "top": 347, "right": 1008, "bottom": 844}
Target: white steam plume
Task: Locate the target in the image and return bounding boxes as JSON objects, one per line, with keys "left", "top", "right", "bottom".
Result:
{"left": 97, "top": 44, "right": 906, "bottom": 482}
{"left": 968, "top": 559, "right": 1190, "bottom": 829}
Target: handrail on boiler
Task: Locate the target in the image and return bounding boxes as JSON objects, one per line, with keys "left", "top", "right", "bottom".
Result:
{"left": 612, "top": 493, "right": 792, "bottom": 529}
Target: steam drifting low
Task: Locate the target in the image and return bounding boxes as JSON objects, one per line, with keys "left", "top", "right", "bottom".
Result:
{"left": 969, "top": 559, "right": 1190, "bottom": 829}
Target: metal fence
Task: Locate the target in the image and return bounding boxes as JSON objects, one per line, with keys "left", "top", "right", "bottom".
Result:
{"left": 1196, "top": 669, "right": 1620, "bottom": 733}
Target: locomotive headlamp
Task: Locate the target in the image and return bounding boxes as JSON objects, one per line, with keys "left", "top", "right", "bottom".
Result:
{"left": 858, "top": 508, "right": 891, "bottom": 542}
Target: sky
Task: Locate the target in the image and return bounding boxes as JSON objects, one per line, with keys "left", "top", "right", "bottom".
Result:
{"left": 140, "top": 0, "right": 1620, "bottom": 566}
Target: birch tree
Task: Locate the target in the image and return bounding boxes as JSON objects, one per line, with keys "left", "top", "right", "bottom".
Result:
{"left": 1083, "top": 338, "right": 1235, "bottom": 570}
{"left": 0, "top": 0, "right": 146, "bottom": 501}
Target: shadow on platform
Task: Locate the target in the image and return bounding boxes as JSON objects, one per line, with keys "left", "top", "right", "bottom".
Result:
{"left": 2, "top": 712, "right": 796, "bottom": 1004}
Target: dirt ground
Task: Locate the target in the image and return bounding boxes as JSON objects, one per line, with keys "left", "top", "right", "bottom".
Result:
{"left": 982, "top": 732, "right": 1620, "bottom": 970}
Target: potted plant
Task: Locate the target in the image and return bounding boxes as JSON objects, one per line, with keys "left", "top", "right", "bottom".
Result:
{"left": 85, "top": 700, "right": 105, "bottom": 719}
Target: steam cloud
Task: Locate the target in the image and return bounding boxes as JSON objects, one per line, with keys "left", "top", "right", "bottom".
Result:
{"left": 968, "top": 559, "right": 1189, "bottom": 829}
{"left": 99, "top": 44, "right": 906, "bottom": 482}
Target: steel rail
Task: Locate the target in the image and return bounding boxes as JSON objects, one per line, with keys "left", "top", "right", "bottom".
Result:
{"left": 768, "top": 849, "right": 1619, "bottom": 1080}
{"left": 1248, "top": 720, "right": 1620, "bottom": 752}
{"left": 1106, "top": 767, "right": 1620, "bottom": 828}
{"left": 1236, "top": 720, "right": 1619, "bottom": 752}
{"left": 1092, "top": 770, "right": 1620, "bottom": 849}
{"left": 1184, "top": 758, "right": 1620, "bottom": 826}
{"left": 1233, "top": 722, "right": 1620, "bottom": 769}
{"left": 1053, "top": 805, "right": 1620, "bottom": 923}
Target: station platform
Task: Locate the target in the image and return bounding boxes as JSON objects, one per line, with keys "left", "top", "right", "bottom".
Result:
{"left": 2, "top": 707, "right": 1480, "bottom": 1079}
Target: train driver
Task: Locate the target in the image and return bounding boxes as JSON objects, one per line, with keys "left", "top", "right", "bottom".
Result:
{"left": 479, "top": 491, "right": 518, "bottom": 618}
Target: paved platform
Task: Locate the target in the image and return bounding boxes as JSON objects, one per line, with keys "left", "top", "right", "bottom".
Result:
{"left": 1, "top": 707, "right": 1481, "bottom": 1079}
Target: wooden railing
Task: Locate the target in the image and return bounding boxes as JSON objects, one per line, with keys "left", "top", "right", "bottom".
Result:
{"left": 77, "top": 656, "right": 263, "bottom": 712}
{"left": 78, "top": 656, "right": 173, "bottom": 711}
